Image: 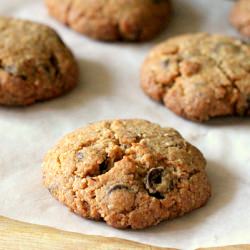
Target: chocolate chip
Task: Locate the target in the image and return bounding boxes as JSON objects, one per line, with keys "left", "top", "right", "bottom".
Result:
{"left": 177, "top": 56, "right": 183, "bottom": 63}
{"left": 145, "top": 167, "right": 175, "bottom": 199}
{"left": 108, "top": 184, "right": 129, "bottom": 195}
{"left": 152, "top": 0, "right": 163, "bottom": 4}
{"left": 19, "top": 74, "right": 27, "bottom": 81}
{"left": 49, "top": 54, "right": 60, "bottom": 77}
{"left": 188, "top": 169, "right": 200, "bottom": 179}
{"left": 76, "top": 152, "right": 84, "bottom": 160}
{"left": 43, "top": 64, "right": 51, "bottom": 74}
{"left": 152, "top": 192, "right": 164, "bottom": 199}
{"left": 99, "top": 158, "right": 109, "bottom": 174}
{"left": 146, "top": 167, "right": 164, "bottom": 190}
{"left": 134, "top": 135, "right": 142, "bottom": 143}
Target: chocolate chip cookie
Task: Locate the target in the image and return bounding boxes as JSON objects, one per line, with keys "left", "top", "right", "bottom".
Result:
{"left": 141, "top": 33, "right": 250, "bottom": 121}
{"left": 43, "top": 119, "right": 211, "bottom": 229}
{"left": 230, "top": 0, "right": 250, "bottom": 37}
{"left": 0, "top": 17, "right": 78, "bottom": 106}
{"left": 45, "top": 0, "right": 171, "bottom": 42}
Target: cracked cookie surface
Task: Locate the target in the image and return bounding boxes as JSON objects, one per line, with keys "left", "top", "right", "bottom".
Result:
{"left": 230, "top": 0, "right": 250, "bottom": 37}
{"left": 141, "top": 33, "right": 250, "bottom": 121}
{"left": 42, "top": 119, "right": 211, "bottom": 229}
{"left": 45, "top": 0, "right": 171, "bottom": 42}
{"left": 0, "top": 17, "right": 78, "bottom": 106}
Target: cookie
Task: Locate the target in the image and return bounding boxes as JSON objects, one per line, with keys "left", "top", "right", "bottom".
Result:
{"left": 141, "top": 33, "right": 250, "bottom": 121}
{"left": 0, "top": 17, "right": 78, "bottom": 106}
{"left": 45, "top": 0, "right": 171, "bottom": 42}
{"left": 230, "top": 0, "right": 250, "bottom": 37}
{"left": 42, "top": 119, "right": 211, "bottom": 229}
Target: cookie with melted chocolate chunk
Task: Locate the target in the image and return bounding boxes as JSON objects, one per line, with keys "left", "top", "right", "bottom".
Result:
{"left": 0, "top": 17, "right": 78, "bottom": 106}
{"left": 45, "top": 0, "right": 171, "bottom": 42}
{"left": 141, "top": 33, "right": 250, "bottom": 121}
{"left": 43, "top": 119, "right": 211, "bottom": 229}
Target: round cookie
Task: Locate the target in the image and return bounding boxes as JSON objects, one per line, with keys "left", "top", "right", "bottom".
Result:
{"left": 45, "top": 0, "right": 171, "bottom": 42}
{"left": 230, "top": 0, "right": 250, "bottom": 37}
{"left": 141, "top": 33, "right": 250, "bottom": 121}
{"left": 42, "top": 119, "right": 211, "bottom": 229}
{"left": 0, "top": 17, "right": 78, "bottom": 106}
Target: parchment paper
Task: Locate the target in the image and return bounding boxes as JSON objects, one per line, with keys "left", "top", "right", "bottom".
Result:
{"left": 0, "top": 0, "right": 250, "bottom": 249}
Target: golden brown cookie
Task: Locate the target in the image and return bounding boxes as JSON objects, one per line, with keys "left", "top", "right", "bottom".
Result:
{"left": 45, "top": 0, "right": 171, "bottom": 42}
{"left": 230, "top": 0, "right": 250, "bottom": 37}
{"left": 42, "top": 119, "right": 211, "bottom": 229}
{"left": 141, "top": 33, "right": 250, "bottom": 121}
{"left": 0, "top": 17, "right": 78, "bottom": 106}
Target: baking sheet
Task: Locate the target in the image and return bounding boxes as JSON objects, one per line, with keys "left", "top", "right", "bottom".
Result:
{"left": 0, "top": 0, "right": 250, "bottom": 249}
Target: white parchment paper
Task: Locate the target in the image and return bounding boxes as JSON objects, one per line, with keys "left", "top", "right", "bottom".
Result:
{"left": 0, "top": 0, "right": 250, "bottom": 249}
